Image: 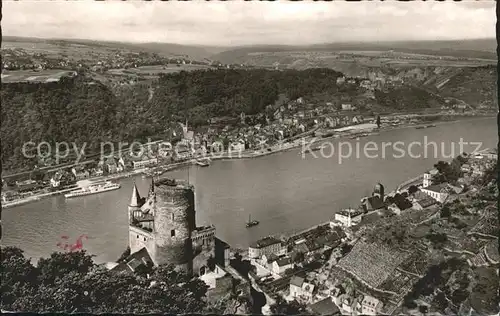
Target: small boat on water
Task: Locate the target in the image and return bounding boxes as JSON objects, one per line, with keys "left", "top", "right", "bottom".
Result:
{"left": 196, "top": 159, "right": 210, "bottom": 167}
{"left": 350, "top": 133, "right": 369, "bottom": 139}
{"left": 246, "top": 214, "right": 259, "bottom": 228}
{"left": 64, "top": 181, "right": 120, "bottom": 198}
{"left": 415, "top": 126, "right": 426, "bottom": 129}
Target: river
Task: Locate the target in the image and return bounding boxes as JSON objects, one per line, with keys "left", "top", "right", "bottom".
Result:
{"left": 2, "top": 118, "right": 497, "bottom": 264}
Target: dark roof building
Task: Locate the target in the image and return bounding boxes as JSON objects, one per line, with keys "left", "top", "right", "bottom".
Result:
{"left": 250, "top": 236, "right": 282, "bottom": 249}
{"left": 361, "top": 195, "right": 385, "bottom": 212}
{"left": 307, "top": 297, "right": 340, "bottom": 315}
{"left": 111, "top": 247, "right": 154, "bottom": 273}
{"left": 290, "top": 276, "right": 305, "bottom": 287}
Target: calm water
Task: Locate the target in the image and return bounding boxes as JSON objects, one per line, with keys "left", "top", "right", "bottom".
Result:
{"left": 2, "top": 118, "right": 497, "bottom": 263}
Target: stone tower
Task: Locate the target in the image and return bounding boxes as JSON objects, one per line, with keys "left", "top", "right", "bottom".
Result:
{"left": 128, "top": 178, "right": 218, "bottom": 277}
{"left": 153, "top": 179, "right": 196, "bottom": 274}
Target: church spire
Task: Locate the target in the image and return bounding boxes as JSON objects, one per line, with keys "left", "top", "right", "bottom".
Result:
{"left": 129, "top": 182, "right": 142, "bottom": 207}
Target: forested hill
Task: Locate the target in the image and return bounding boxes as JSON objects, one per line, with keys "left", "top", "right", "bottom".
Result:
{"left": 1, "top": 68, "right": 344, "bottom": 171}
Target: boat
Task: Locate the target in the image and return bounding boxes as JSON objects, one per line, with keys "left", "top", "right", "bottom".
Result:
{"left": 196, "top": 159, "right": 210, "bottom": 167}
{"left": 246, "top": 214, "right": 259, "bottom": 228}
{"left": 425, "top": 124, "right": 436, "bottom": 128}
{"left": 64, "top": 181, "right": 121, "bottom": 198}
{"left": 415, "top": 126, "right": 426, "bottom": 129}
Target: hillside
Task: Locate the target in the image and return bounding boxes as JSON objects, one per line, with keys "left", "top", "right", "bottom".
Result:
{"left": 4, "top": 37, "right": 496, "bottom": 65}
{"left": 1, "top": 68, "right": 349, "bottom": 171}
{"left": 210, "top": 39, "right": 496, "bottom": 65}
{"left": 3, "top": 36, "right": 221, "bottom": 60}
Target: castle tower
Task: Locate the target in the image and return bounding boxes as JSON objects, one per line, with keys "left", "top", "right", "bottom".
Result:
{"left": 129, "top": 182, "right": 143, "bottom": 223}
{"left": 153, "top": 179, "right": 196, "bottom": 275}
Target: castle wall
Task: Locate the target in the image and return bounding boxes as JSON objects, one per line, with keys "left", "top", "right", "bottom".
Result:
{"left": 129, "top": 225, "right": 155, "bottom": 256}
{"left": 192, "top": 227, "right": 216, "bottom": 276}
{"left": 153, "top": 183, "right": 195, "bottom": 273}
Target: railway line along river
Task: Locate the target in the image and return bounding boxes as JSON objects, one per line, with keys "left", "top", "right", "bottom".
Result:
{"left": 2, "top": 117, "right": 497, "bottom": 264}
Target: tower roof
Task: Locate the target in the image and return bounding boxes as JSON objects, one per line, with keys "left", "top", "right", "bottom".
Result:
{"left": 129, "top": 183, "right": 142, "bottom": 207}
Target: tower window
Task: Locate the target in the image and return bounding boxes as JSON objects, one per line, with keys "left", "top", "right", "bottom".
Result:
{"left": 144, "top": 237, "right": 146, "bottom": 241}
{"left": 171, "top": 229, "right": 175, "bottom": 237}
{"left": 136, "top": 235, "right": 139, "bottom": 238}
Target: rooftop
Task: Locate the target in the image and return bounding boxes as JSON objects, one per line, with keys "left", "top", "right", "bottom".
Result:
{"left": 275, "top": 257, "right": 292, "bottom": 267}
{"left": 423, "top": 183, "right": 450, "bottom": 193}
{"left": 290, "top": 276, "right": 304, "bottom": 287}
{"left": 308, "top": 297, "right": 339, "bottom": 315}
{"left": 250, "top": 236, "right": 282, "bottom": 249}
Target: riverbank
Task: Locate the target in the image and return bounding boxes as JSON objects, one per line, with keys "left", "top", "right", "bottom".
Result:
{"left": 2, "top": 114, "right": 494, "bottom": 210}
{"left": 3, "top": 118, "right": 496, "bottom": 264}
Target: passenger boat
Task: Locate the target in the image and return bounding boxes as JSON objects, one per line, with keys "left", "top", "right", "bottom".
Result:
{"left": 64, "top": 181, "right": 121, "bottom": 198}
{"left": 246, "top": 214, "right": 259, "bottom": 228}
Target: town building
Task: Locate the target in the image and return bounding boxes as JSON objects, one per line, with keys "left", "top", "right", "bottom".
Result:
{"left": 341, "top": 103, "right": 353, "bottom": 111}
{"left": 289, "top": 276, "right": 315, "bottom": 303}
{"left": 71, "top": 167, "right": 90, "bottom": 180}
{"left": 248, "top": 236, "right": 285, "bottom": 259}
{"left": 271, "top": 256, "right": 294, "bottom": 275}
{"left": 361, "top": 195, "right": 385, "bottom": 212}
{"left": 420, "top": 183, "right": 450, "bottom": 203}
{"left": 133, "top": 157, "right": 158, "bottom": 170}
{"left": 331, "top": 208, "right": 363, "bottom": 227}
{"left": 307, "top": 297, "right": 340, "bottom": 315}
{"left": 361, "top": 295, "right": 383, "bottom": 315}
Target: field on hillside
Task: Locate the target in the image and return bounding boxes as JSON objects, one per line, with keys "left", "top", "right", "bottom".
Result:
{"left": 107, "top": 64, "right": 212, "bottom": 76}
{"left": 1, "top": 69, "right": 77, "bottom": 83}
{"left": 3, "top": 40, "right": 120, "bottom": 60}
{"left": 229, "top": 51, "right": 495, "bottom": 72}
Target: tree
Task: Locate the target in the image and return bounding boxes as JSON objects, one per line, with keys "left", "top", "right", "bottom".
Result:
{"left": 376, "top": 115, "right": 381, "bottom": 128}
{"left": 1, "top": 246, "right": 211, "bottom": 314}
{"left": 408, "top": 185, "right": 419, "bottom": 195}
{"left": 425, "top": 232, "right": 448, "bottom": 248}
{"left": 37, "top": 250, "right": 95, "bottom": 284}
{"left": 270, "top": 296, "right": 307, "bottom": 315}
{"left": 440, "top": 205, "right": 452, "bottom": 218}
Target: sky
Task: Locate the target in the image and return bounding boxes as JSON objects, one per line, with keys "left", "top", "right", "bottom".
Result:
{"left": 3, "top": 0, "right": 496, "bottom": 46}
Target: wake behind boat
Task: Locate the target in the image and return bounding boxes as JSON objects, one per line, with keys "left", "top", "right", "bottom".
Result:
{"left": 64, "top": 181, "right": 121, "bottom": 198}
